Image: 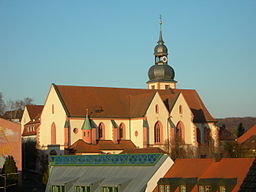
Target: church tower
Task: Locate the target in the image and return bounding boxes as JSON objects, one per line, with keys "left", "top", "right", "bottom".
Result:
{"left": 147, "top": 18, "right": 177, "bottom": 90}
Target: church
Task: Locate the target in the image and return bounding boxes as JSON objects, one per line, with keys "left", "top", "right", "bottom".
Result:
{"left": 36, "top": 23, "right": 219, "bottom": 157}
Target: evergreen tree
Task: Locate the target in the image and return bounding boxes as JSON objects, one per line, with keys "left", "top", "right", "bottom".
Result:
{"left": 237, "top": 122, "right": 245, "bottom": 137}
{"left": 1, "top": 156, "right": 18, "bottom": 185}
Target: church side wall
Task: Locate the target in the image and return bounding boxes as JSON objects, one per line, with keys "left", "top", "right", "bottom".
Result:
{"left": 112, "top": 119, "right": 130, "bottom": 139}
{"left": 196, "top": 122, "right": 219, "bottom": 147}
{"left": 39, "top": 85, "right": 66, "bottom": 152}
{"left": 170, "top": 94, "right": 195, "bottom": 145}
{"left": 69, "top": 119, "right": 131, "bottom": 145}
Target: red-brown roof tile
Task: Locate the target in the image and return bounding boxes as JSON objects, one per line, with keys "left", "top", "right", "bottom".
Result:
{"left": 22, "top": 121, "right": 40, "bottom": 136}
{"left": 26, "top": 105, "right": 44, "bottom": 120}
{"left": 201, "top": 158, "right": 255, "bottom": 191}
{"left": 69, "top": 139, "right": 136, "bottom": 153}
{"left": 160, "top": 158, "right": 255, "bottom": 192}
{"left": 54, "top": 84, "right": 215, "bottom": 122}
{"left": 237, "top": 125, "right": 256, "bottom": 144}
{"left": 164, "top": 158, "right": 214, "bottom": 178}
{"left": 69, "top": 139, "right": 102, "bottom": 153}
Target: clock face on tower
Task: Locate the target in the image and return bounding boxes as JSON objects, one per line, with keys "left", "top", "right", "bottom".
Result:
{"left": 161, "top": 56, "right": 168, "bottom": 63}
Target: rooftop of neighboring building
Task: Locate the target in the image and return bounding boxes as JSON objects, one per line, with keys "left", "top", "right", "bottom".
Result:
{"left": 26, "top": 104, "right": 44, "bottom": 120}
{"left": 46, "top": 153, "right": 173, "bottom": 192}
{"left": 156, "top": 158, "right": 255, "bottom": 192}
{"left": 68, "top": 139, "right": 137, "bottom": 154}
{"left": 237, "top": 124, "right": 256, "bottom": 144}
{"left": 1, "top": 109, "right": 24, "bottom": 122}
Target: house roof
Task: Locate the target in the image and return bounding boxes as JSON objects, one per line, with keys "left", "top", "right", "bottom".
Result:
{"left": 46, "top": 154, "right": 172, "bottom": 192}
{"left": 22, "top": 120, "right": 40, "bottom": 136}
{"left": 26, "top": 105, "right": 44, "bottom": 120}
{"left": 159, "top": 158, "right": 255, "bottom": 192}
{"left": 219, "top": 127, "right": 237, "bottom": 141}
{"left": 54, "top": 84, "right": 215, "bottom": 122}
{"left": 69, "top": 139, "right": 137, "bottom": 153}
{"left": 237, "top": 125, "right": 256, "bottom": 144}
{"left": 2, "top": 109, "right": 23, "bottom": 121}
{"left": 164, "top": 159, "right": 214, "bottom": 178}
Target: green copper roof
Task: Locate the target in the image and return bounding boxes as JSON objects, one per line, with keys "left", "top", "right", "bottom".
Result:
{"left": 81, "top": 115, "right": 92, "bottom": 130}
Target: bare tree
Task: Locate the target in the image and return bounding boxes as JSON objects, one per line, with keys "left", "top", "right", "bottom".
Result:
{"left": 0, "top": 92, "right": 5, "bottom": 115}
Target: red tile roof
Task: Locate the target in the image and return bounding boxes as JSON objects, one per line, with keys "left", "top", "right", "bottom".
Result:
{"left": 237, "top": 125, "right": 256, "bottom": 144}
{"left": 54, "top": 84, "right": 215, "bottom": 122}
{"left": 69, "top": 139, "right": 136, "bottom": 153}
{"left": 26, "top": 105, "right": 44, "bottom": 120}
{"left": 22, "top": 121, "right": 40, "bottom": 136}
{"left": 2, "top": 109, "right": 23, "bottom": 121}
{"left": 164, "top": 158, "right": 214, "bottom": 178}
{"left": 120, "top": 147, "right": 168, "bottom": 154}
{"left": 160, "top": 158, "right": 255, "bottom": 192}
{"left": 201, "top": 158, "right": 255, "bottom": 191}
{"left": 22, "top": 110, "right": 42, "bottom": 136}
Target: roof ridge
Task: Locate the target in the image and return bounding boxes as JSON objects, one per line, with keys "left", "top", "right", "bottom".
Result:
{"left": 56, "top": 84, "right": 150, "bottom": 91}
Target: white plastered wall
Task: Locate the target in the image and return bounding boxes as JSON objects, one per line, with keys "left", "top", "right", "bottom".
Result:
{"left": 146, "top": 92, "right": 169, "bottom": 146}
{"left": 39, "top": 85, "right": 66, "bottom": 151}
{"left": 170, "top": 93, "right": 195, "bottom": 145}
{"left": 69, "top": 119, "right": 84, "bottom": 145}
{"left": 20, "top": 107, "right": 31, "bottom": 134}
{"left": 130, "top": 119, "right": 143, "bottom": 148}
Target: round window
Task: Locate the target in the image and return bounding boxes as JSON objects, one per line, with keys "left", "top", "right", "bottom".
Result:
{"left": 73, "top": 128, "right": 78, "bottom": 134}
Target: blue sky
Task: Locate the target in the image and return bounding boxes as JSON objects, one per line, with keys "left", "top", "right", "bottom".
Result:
{"left": 0, "top": 0, "right": 255, "bottom": 118}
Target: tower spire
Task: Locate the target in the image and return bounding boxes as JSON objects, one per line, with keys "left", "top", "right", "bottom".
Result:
{"left": 147, "top": 17, "right": 177, "bottom": 90}
{"left": 158, "top": 15, "right": 164, "bottom": 44}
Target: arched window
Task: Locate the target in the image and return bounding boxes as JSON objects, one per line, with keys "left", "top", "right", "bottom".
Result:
{"left": 98, "top": 123, "right": 105, "bottom": 139}
{"left": 154, "top": 121, "right": 162, "bottom": 143}
{"left": 51, "top": 122, "right": 56, "bottom": 144}
{"left": 197, "top": 128, "right": 201, "bottom": 144}
{"left": 179, "top": 105, "right": 183, "bottom": 114}
{"left": 52, "top": 104, "right": 54, "bottom": 114}
{"left": 155, "top": 104, "right": 159, "bottom": 113}
{"left": 119, "top": 123, "right": 125, "bottom": 139}
{"left": 176, "top": 121, "right": 185, "bottom": 144}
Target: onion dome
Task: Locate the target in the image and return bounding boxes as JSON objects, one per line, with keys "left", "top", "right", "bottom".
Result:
{"left": 148, "top": 64, "right": 175, "bottom": 82}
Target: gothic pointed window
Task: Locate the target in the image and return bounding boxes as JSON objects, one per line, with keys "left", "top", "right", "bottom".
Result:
{"left": 155, "top": 104, "right": 159, "bottom": 113}
{"left": 98, "top": 123, "right": 105, "bottom": 140}
{"left": 119, "top": 123, "right": 125, "bottom": 140}
{"left": 179, "top": 105, "right": 183, "bottom": 114}
{"left": 176, "top": 121, "right": 185, "bottom": 144}
{"left": 154, "top": 121, "right": 162, "bottom": 143}
{"left": 51, "top": 122, "right": 56, "bottom": 144}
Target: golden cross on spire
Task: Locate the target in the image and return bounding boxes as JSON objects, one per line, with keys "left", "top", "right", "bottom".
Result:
{"left": 160, "top": 14, "right": 163, "bottom": 31}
